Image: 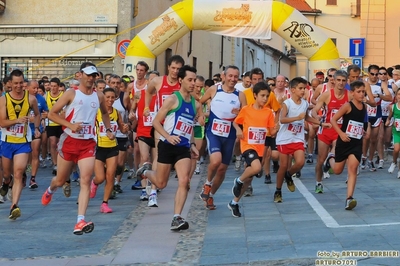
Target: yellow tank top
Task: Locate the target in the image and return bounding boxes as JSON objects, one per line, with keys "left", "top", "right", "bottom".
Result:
{"left": 1, "top": 91, "right": 31, "bottom": 143}
{"left": 96, "top": 108, "right": 118, "bottom": 148}
{"left": 46, "top": 92, "right": 63, "bottom": 126}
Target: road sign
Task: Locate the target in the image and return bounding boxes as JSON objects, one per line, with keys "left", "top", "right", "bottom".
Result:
{"left": 349, "top": 38, "right": 366, "bottom": 57}
{"left": 352, "top": 57, "right": 363, "bottom": 69}
{"left": 117, "top": 39, "right": 131, "bottom": 59}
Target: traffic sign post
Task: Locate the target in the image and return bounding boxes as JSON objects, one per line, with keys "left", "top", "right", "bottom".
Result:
{"left": 117, "top": 39, "right": 131, "bottom": 59}
{"left": 352, "top": 57, "right": 363, "bottom": 69}
{"left": 349, "top": 38, "right": 366, "bottom": 57}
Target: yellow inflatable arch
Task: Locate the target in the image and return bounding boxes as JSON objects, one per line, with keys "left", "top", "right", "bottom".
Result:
{"left": 123, "top": 0, "right": 339, "bottom": 75}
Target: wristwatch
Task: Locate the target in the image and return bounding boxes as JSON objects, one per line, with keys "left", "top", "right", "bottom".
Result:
{"left": 106, "top": 128, "right": 112, "bottom": 133}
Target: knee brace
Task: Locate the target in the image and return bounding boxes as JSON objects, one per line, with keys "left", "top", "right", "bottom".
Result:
{"left": 116, "top": 165, "right": 123, "bottom": 176}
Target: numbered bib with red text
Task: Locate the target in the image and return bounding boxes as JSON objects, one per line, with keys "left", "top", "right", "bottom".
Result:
{"left": 395, "top": 119, "right": 400, "bottom": 131}
{"left": 143, "top": 112, "right": 156, "bottom": 127}
{"left": 173, "top": 116, "right": 193, "bottom": 139}
{"left": 248, "top": 127, "right": 267, "bottom": 144}
{"left": 99, "top": 121, "right": 118, "bottom": 137}
{"left": 382, "top": 106, "right": 389, "bottom": 117}
{"left": 74, "top": 122, "right": 93, "bottom": 137}
{"left": 331, "top": 109, "right": 343, "bottom": 125}
{"left": 288, "top": 123, "right": 303, "bottom": 134}
{"left": 367, "top": 105, "right": 377, "bottom": 117}
{"left": 345, "top": 120, "right": 363, "bottom": 139}
{"left": 5, "top": 123, "right": 25, "bottom": 137}
{"left": 211, "top": 119, "right": 231, "bottom": 138}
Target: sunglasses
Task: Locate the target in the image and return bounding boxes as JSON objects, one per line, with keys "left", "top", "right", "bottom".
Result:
{"left": 328, "top": 74, "right": 333, "bottom": 77}
{"left": 378, "top": 72, "right": 387, "bottom": 75}
{"left": 369, "top": 73, "right": 379, "bottom": 76}
{"left": 268, "top": 83, "right": 276, "bottom": 86}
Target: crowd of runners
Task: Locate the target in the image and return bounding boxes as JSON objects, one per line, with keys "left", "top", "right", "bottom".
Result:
{"left": 1, "top": 56, "right": 400, "bottom": 234}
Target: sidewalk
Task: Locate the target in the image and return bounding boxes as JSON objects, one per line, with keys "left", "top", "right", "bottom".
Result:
{"left": 1, "top": 158, "right": 400, "bottom": 265}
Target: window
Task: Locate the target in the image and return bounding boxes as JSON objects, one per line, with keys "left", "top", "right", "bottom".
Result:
{"left": 209, "top": 61, "right": 213, "bottom": 79}
{"left": 327, "top": 0, "right": 337, "bottom": 5}
{"left": 192, "top": 57, "right": 197, "bottom": 69}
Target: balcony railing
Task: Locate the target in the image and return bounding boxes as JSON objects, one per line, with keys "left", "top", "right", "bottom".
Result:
{"left": 351, "top": 1, "right": 361, "bottom": 18}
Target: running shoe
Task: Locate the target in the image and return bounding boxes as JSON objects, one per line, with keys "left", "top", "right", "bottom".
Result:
{"left": 232, "top": 178, "right": 243, "bottom": 198}
{"left": 323, "top": 172, "right": 330, "bottom": 179}
{"left": 170, "top": 216, "right": 189, "bottom": 231}
{"left": 205, "top": 197, "right": 216, "bottom": 210}
{"left": 114, "top": 184, "right": 123, "bottom": 193}
{"left": 264, "top": 174, "right": 272, "bottom": 184}
{"left": 26, "top": 164, "right": 32, "bottom": 173}
{"left": 367, "top": 160, "right": 376, "bottom": 172}
{"left": 243, "top": 186, "right": 253, "bottom": 197}
{"left": 63, "top": 182, "right": 71, "bottom": 198}
{"left": 397, "top": 171, "right": 400, "bottom": 179}
{"left": 136, "top": 162, "right": 152, "bottom": 179}
{"left": 199, "top": 184, "right": 211, "bottom": 201}
{"left": 378, "top": 159, "right": 384, "bottom": 169}
{"left": 315, "top": 183, "right": 324, "bottom": 194}
{"left": 360, "top": 157, "right": 367, "bottom": 169}
{"left": 100, "top": 203, "right": 113, "bottom": 213}
{"left": 73, "top": 220, "right": 94, "bottom": 235}
{"left": 272, "top": 162, "right": 279, "bottom": 173}
{"left": 29, "top": 180, "right": 38, "bottom": 189}
{"left": 388, "top": 162, "right": 397, "bottom": 174}
{"left": 194, "top": 162, "right": 200, "bottom": 175}
{"left": 0, "top": 181, "right": 10, "bottom": 197}
{"left": 140, "top": 190, "right": 148, "bottom": 201}
{"left": 255, "top": 169, "right": 263, "bottom": 178}
{"left": 273, "top": 191, "right": 282, "bottom": 203}
{"left": 131, "top": 180, "right": 143, "bottom": 190}
{"left": 7, "top": 189, "right": 12, "bottom": 202}
{"left": 41, "top": 190, "right": 53, "bottom": 205}
{"left": 227, "top": 201, "right": 241, "bottom": 217}
{"left": 148, "top": 193, "right": 158, "bottom": 207}
{"left": 72, "top": 171, "right": 79, "bottom": 182}
{"left": 345, "top": 197, "right": 357, "bottom": 210}
{"left": 90, "top": 180, "right": 98, "bottom": 198}
{"left": 285, "top": 171, "right": 295, "bottom": 192}
{"left": 52, "top": 165, "right": 57, "bottom": 176}
{"left": 9, "top": 205, "right": 21, "bottom": 220}
{"left": 234, "top": 158, "right": 242, "bottom": 172}
{"left": 306, "top": 154, "right": 313, "bottom": 164}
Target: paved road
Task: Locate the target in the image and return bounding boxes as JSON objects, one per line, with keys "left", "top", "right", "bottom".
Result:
{"left": 0, "top": 154, "right": 400, "bottom": 265}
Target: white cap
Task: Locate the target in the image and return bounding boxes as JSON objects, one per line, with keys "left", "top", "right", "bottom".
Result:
{"left": 81, "top": 66, "right": 99, "bottom": 75}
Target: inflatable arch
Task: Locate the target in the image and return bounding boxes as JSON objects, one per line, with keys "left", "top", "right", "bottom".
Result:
{"left": 123, "top": 0, "right": 339, "bottom": 75}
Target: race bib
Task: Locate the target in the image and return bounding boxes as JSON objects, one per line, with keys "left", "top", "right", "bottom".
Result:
{"left": 367, "top": 105, "right": 377, "bottom": 117}
{"left": 382, "top": 106, "right": 389, "bottom": 117}
{"left": 288, "top": 123, "right": 303, "bottom": 134}
{"left": 211, "top": 119, "right": 231, "bottom": 138}
{"left": 143, "top": 112, "right": 156, "bottom": 127}
{"left": 99, "top": 121, "right": 118, "bottom": 137}
{"left": 6, "top": 123, "right": 25, "bottom": 137}
{"left": 248, "top": 127, "right": 267, "bottom": 144}
{"left": 331, "top": 109, "right": 343, "bottom": 125}
{"left": 345, "top": 120, "right": 363, "bottom": 139}
{"left": 173, "top": 116, "right": 193, "bottom": 139}
{"left": 74, "top": 122, "right": 93, "bottom": 135}
{"left": 161, "top": 95, "right": 168, "bottom": 105}
{"left": 395, "top": 119, "right": 400, "bottom": 131}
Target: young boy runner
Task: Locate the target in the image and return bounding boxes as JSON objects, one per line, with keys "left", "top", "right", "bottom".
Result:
{"left": 229, "top": 82, "right": 276, "bottom": 217}
{"left": 386, "top": 89, "right": 400, "bottom": 178}
{"left": 274, "top": 77, "right": 330, "bottom": 203}
{"left": 330, "top": 80, "right": 368, "bottom": 210}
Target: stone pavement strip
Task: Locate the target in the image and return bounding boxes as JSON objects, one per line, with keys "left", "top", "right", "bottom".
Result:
{"left": 0, "top": 157, "right": 400, "bottom": 265}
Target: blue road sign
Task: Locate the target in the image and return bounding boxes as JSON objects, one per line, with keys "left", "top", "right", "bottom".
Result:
{"left": 349, "top": 38, "right": 366, "bottom": 57}
{"left": 352, "top": 57, "right": 363, "bottom": 69}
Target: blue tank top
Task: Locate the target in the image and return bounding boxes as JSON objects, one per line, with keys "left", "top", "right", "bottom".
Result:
{"left": 161, "top": 91, "right": 196, "bottom": 148}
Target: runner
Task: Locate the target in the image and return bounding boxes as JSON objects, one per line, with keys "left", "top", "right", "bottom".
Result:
{"left": 330, "top": 80, "right": 368, "bottom": 210}
{"left": 142, "top": 55, "right": 184, "bottom": 207}
{"left": 229, "top": 81, "right": 276, "bottom": 217}
{"left": 41, "top": 62, "right": 115, "bottom": 235}
{"left": 0, "top": 69, "right": 41, "bottom": 220}
{"left": 198, "top": 65, "right": 246, "bottom": 210}
{"left": 90, "top": 88, "right": 130, "bottom": 213}
{"left": 139, "top": 65, "right": 202, "bottom": 231}
{"left": 312, "top": 70, "right": 350, "bottom": 193}
{"left": 27, "top": 80, "right": 48, "bottom": 189}
{"left": 274, "top": 77, "right": 330, "bottom": 203}
{"left": 386, "top": 89, "right": 400, "bottom": 177}
{"left": 361, "top": 65, "right": 392, "bottom": 171}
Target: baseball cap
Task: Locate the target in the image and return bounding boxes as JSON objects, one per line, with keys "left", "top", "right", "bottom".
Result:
{"left": 81, "top": 66, "right": 99, "bottom": 75}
